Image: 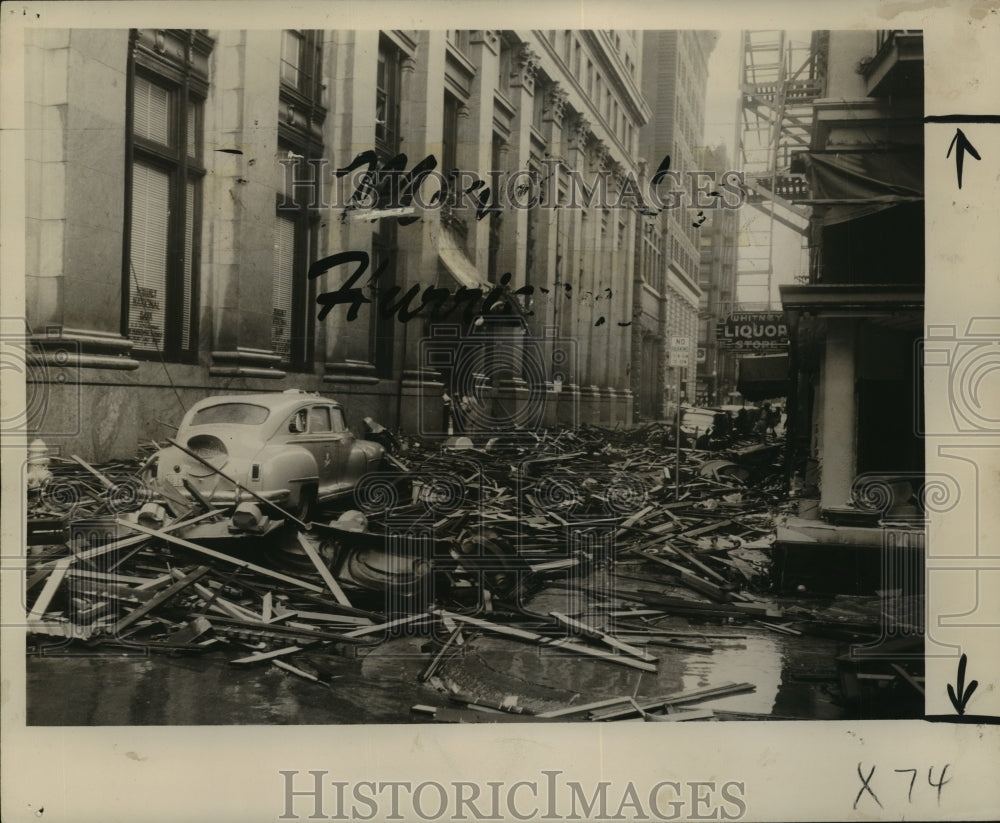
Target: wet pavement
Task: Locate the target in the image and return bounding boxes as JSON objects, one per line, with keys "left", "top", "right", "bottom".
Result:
{"left": 27, "top": 569, "right": 850, "bottom": 725}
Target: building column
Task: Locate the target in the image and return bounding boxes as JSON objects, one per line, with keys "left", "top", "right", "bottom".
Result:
{"left": 322, "top": 29, "right": 382, "bottom": 387}
{"left": 209, "top": 30, "right": 285, "bottom": 378}
{"left": 563, "top": 113, "right": 590, "bottom": 399}
{"left": 462, "top": 30, "right": 502, "bottom": 271}
{"left": 820, "top": 317, "right": 858, "bottom": 510}
{"left": 25, "top": 29, "right": 139, "bottom": 370}
{"left": 495, "top": 42, "right": 539, "bottom": 286}
{"left": 392, "top": 32, "right": 446, "bottom": 432}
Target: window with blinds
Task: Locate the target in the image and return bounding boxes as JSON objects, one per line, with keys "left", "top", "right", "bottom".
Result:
{"left": 127, "top": 163, "right": 170, "bottom": 350}
{"left": 133, "top": 76, "right": 171, "bottom": 144}
{"left": 124, "top": 30, "right": 211, "bottom": 360}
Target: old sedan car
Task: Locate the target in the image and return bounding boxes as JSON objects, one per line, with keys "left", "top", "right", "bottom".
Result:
{"left": 151, "top": 390, "right": 384, "bottom": 522}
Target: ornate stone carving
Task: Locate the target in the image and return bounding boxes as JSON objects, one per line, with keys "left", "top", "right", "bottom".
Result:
{"left": 567, "top": 115, "right": 591, "bottom": 152}
{"left": 509, "top": 44, "right": 540, "bottom": 92}
{"left": 591, "top": 140, "right": 611, "bottom": 172}
{"left": 543, "top": 85, "right": 569, "bottom": 126}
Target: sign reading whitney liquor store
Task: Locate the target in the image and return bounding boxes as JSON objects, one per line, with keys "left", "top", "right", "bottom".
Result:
{"left": 716, "top": 311, "right": 789, "bottom": 351}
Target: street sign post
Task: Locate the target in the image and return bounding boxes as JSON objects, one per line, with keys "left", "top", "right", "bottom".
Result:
{"left": 668, "top": 336, "right": 690, "bottom": 499}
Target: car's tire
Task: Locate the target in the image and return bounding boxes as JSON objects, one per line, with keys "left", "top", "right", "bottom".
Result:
{"left": 289, "top": 483, "right": 317, "bottom": 525}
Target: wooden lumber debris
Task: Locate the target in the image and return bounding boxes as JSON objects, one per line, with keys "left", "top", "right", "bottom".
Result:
{"left": 591, "top": 682, "right": 757, "bottom": 720}
{"left": 113, "top": 565, "right": 210, "bottom": 634}
{"left": 433, "top": 609, "right": 658, "bottom": 673}
{"left": 419, "top": 627, "right": 464, "bottom": 682}
{"left": 25, "top": 420, "right": 796, "bottom": 718}
{"left": 296, "top": 531, "right": 352, "bottom": 607}
{"left": 230, "top": 645, "right": 305, "bottom": 665}
{"left": 27, "top": 557, "right": 74, "bottom": 621}
{"left": 549, "top": 612, "right": 657, "bottom": 663}
{"left": 118, "top": 519, "right": 326, "bottom": 593}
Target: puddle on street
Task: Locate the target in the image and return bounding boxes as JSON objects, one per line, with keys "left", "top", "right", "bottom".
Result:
{"left": 27, "top": 622, "right": 845, "bottom": 723}
{"left": 26, "top": 563, "right": 847, "bottom": 724}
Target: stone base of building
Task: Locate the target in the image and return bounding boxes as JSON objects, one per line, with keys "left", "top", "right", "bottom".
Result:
{"left": 23, "top": 368, "right": 636, "bottom": 461}
{"left": 773, "top": 514, "right": 924, "bottom": 596}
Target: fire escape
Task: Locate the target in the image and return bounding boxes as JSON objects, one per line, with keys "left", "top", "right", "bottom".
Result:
{"left": 735, "top": 31, "right": 828, "bottom": 308}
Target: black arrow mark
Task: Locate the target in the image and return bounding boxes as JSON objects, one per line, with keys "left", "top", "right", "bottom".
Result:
{"left": 946, "top": 129, "right": 981, "bottom": 189}
{"left": 946, "top": 653, "right": 978, "bottom": 715}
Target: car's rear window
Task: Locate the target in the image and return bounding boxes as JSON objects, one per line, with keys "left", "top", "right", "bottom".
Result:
{"left": 682, "top": 410, "right": 716, "bottom": 429}
{"left": 191, "top": 403, "right": 270, "bottom": 426}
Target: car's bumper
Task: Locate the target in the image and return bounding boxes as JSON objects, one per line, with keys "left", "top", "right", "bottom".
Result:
{"left": 156, "top": 476, "right": 291, "bottom": 506}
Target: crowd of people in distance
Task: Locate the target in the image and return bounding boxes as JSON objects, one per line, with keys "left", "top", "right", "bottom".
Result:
{"left": 693, "top": 401, "right": 784, "bottom": 451}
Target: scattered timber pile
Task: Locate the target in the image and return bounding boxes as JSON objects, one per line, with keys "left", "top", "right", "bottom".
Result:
{"left": 24, "top": 424, "right": 916, "bottom": 719}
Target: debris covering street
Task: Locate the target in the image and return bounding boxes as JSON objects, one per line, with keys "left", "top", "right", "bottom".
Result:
{"left": 25, "top": 423, "right": 923, "bottom": 723}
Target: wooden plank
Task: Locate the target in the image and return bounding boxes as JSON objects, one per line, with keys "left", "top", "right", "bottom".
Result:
{"left": 70, "top": 454, "right": 115, "bottom": 489}
{"left": 680, "top": 519, "right": 733, "bottom": 539}
{"left": 189, "top": 579, "right": 263, "bottom": 622}
{"left": 550, "top": 612, "right": 657, "bottom": 663}
{"left": 27, "top": 557, "right": 73, "bottom": 620}
{"left": 591, "top": 682, "right": 756, "bottom": 720}
{"left": 118, "top": 519, "right": 325, "bottom": 593}
{"left": 385, "top": 453, "right": 411, "bottom": 473}
{"left": 342, "top": 613, "right": 430, "bottom": 638}
{"left": 619, "top": 505, "right": 655, "bottom": 530}
{"left": 26, "top": 619, "right": 93, "bottom": 641}
{"left": 208, "top": 615, "right": 372, "bottom": 644}
{"left": 262, "top": 592, "right": 273, "bottom": 623}
{"left": 272, "top": 659, "right": 320, "bottom": 682}
{"left": 231, "top": 645, "right": 303, "bottom": 664}
{"left": 419, "top": 627, "right": 463, "bottom": 682}
{"left": 436, "top": 610, "right": 658, "bottom": 673}
{"left": 275, "top": 608, "right": 372, "bottom": 626}
{"left": 536, "top": 696, "right": 634, "bottom": 719}
{"left": 296, "top": 532, "right": 352, "bottom": 607}
{"left": 642, "top": 708, "right": 716, "bottom": 722}
{"left": 65, "top": 568, "right": 170, "bottom": 588}
{"left": 432, "top": 609, "right": 545, "bottom": 642}
{"left": 32, "top": 510, "right": 220, "bottom": 572}
{"left": 655, "top": 538, "right": 728, "bottom": 583}
{"left": 112, "top": 565, "right": 210, "bottom": 634}
{"left": 135, "top": 573, "right": 174, "bottom": 591}
{"left": 528, "top": 557, "right": 582, "bottom": 573}
{"left": 890, "top": 664, "right": 925, "bottom": 696}
{"left": 615, "top": 635, "right": 714, "bottom": 653}
{"left": 638, "top": 553, "right": 732, "bottom": 602}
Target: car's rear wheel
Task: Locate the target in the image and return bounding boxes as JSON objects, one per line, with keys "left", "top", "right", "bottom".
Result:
{"left": 289, "top": 483, "right": 317, "bottom": 525}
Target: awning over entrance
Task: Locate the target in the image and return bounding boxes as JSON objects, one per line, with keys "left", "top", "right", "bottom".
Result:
{"left": 801, "top": 149, "right": 923, "bottom": 226}
{"left": 438, "top": 228, "right": 489, "bottom": 291}
{"left": 737, "top": 354, "right": 791, "bottom": 401}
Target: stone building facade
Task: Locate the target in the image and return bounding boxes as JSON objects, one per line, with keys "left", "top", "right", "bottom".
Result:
{"left": 24, "top": 28, "right": 660, "bottom": 459}
{"left": 696, "top": 144, "right": 740, "bottom": 405}
{"left": 631, "top": 30, "right": 716, "bottom": 420}
{"left": 25, "top": 29, "right": 728, "bottom": 460}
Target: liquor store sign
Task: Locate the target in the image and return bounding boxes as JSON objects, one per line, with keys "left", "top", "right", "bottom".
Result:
{"left": 716, "top": 311, "right": 789, "bottom": 351}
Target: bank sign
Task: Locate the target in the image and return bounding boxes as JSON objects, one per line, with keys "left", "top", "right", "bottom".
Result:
{"left": 716, "top": 311, "right": 789, "bottom": 351}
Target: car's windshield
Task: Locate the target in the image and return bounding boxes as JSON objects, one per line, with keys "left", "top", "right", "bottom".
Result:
{"left": 191, "top": 403, "right": 270, "bottom": 426}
